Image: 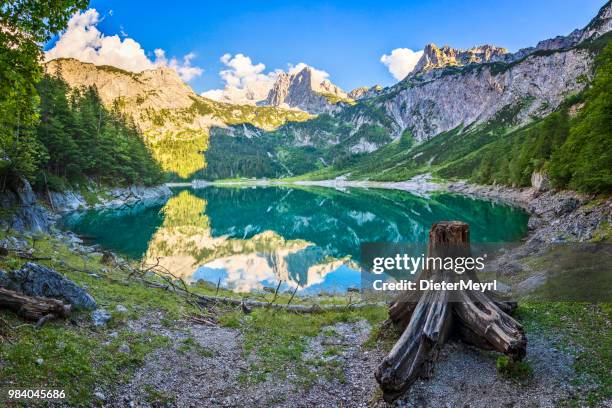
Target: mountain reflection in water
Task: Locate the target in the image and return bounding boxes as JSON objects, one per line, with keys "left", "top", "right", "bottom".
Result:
{"left": 62, "top": 186, "right": 528, "bottom": 294}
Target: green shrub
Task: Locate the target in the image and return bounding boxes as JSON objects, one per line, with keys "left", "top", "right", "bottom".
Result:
{"left": 496, "top": 355, "right": 533, "bottom": 382}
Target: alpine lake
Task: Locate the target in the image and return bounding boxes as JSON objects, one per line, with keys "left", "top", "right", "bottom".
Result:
{"left": 61, "top": 186, "right": 529, "bottom": 295}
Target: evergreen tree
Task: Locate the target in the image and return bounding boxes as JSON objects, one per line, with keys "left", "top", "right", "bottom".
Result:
{"left": 0, "top": 0, "right": 88, "bottom": 184}
{"left": 33, "top": 74, "right": 164, "bottom": 188}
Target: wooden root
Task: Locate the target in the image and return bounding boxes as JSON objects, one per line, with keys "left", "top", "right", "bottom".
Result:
{"left": 375, "top": 271, "right": 452, "bottom": 401}
{"left": 453, "top": 289, "right": 526, "bottom": 359}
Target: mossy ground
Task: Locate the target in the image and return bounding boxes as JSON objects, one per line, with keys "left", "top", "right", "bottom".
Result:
{"left": 0, "top": 234, "right": 195, "bottom": 406}
{"left": 517, "top": 302, "right": 611, "bottom": 407}
{"left": 219, "top": 305, "right": 386, "bottom": 386}
{"left": 0, "top": 232, "right": 382, "bottom": 406}
{"left": 0, "top": 231, "right": 609, "bottom": 407}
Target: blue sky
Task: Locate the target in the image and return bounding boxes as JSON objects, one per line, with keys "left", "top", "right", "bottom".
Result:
{"left": 47, "top": 0, "right": 605, "bottom": 95}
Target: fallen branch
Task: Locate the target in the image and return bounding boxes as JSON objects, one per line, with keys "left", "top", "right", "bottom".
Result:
{"left": 195, "top": 293, "right": 379, "bottom": 313}
{"left": 0, "top": 288, "right": 71, "bottom": 321}
{"left": 186, "top": 314, "right": 218, "bottom": 326}
{"left": 127, "top": 259, "right": 382, "bottom": 314}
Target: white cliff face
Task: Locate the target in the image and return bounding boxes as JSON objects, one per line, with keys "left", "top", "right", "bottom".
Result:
{"left": 380, "top": 47, "right": 594, "bottom": 142}
{"left": 262, "top": 66, "right": 352, "bottom": 114}
{"left": 376, "top": 2, "right": 610, "bottom": 143}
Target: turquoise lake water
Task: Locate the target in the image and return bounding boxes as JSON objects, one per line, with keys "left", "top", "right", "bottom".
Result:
{"left": 62, "top": 186, "right": 529, "bottom": 294}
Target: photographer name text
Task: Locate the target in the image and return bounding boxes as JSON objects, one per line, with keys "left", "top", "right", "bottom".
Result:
{"left": 371, "top": 279, "right": 497, "bottom": 292}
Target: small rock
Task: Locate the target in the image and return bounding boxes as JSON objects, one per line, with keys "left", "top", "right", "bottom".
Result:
{"left": 92, "top": 309, "right": 111, "bottom": 326}
{"left": 495, "top": 281, "right": 512, "bottom": 294}
{"left": 528, "top": 216, "right": 545, "bottom": 230}
{"left": 94, "top": 391, "right": 106, "bottom": 401}
{"left": 531, "top": 171, "right": 551, "bottom": 193}
{"left": 101, "top": 251, "right": 117, "bottom": 266}
{"left": 35, "top": 358, "right": 44, "bottom": 365}
{"left": 118, "top": 343, "right": 131, "bottom": 354}
{"left": 0, "top": 269, "right": 14, "bottom": 289}
{"left": 555, "top": 198, "right": 579, "bottom": 216}
{"left": 115, "top": 304, "right": 128, "bottom": 313}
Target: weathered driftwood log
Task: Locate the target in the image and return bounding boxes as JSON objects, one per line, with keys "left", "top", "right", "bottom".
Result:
{"left": 375, "top": 221, "right": 526, "bottom": 402}
{"left": 140, "top": 277, "right": 383, "bottom": 313}
{"left": 197, "top": 294, "right": 381, "bottom": 313}
{"left": 0, "top": 287, "right": 71, "bottom": 321}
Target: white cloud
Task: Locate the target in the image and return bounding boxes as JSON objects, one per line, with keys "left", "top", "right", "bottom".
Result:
{"left": 153, "top": 50, "right": 202, "bottom": 82}
{"left": 201, "top": 53, "right": 278, "bottom": 105}
{"left": 380, "top": 48, "right": 423, "bottom": 81}
{"left": 202, "top": 55, "right": 334, "bottom": 105}
{"left": 287, "top": 62, "right": 330, "bottom": 85}
{"left": 45, "top": 8, "right": 202, "bottom": 82}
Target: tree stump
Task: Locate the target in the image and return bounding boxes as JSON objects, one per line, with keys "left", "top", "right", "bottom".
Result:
{"left": 374, "top": 221, "right": 526, "bottom": 402}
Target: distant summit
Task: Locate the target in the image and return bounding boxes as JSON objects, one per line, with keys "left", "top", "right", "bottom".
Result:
{"left": 261, "top": 66, "right": 353, "bottom": 114}
{"left": 412, "top": 44, "right": 508, "bottom": 74}
{"left": 348, "top": 85, "right": 383, "bottom": 100}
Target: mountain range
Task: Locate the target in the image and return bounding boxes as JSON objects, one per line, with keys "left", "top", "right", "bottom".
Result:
{"left": 44, "top": 58, "right": 310, "bottom": 178}
{"left": 43, "top": 1, "right": 612, "bottom": 183}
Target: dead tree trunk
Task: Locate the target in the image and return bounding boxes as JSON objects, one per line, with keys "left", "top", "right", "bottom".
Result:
{"left": 0, "top": 288, "right": 71, "bottom": 321}
{"left": 375, "top": 221, "right": 526, "bottom": 402}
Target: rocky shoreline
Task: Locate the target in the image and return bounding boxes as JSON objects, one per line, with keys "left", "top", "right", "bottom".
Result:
{"left": 292, "top": 174, "right": 442, "bottom": 194}
{"left": 299, "top": 173, "right": 610, "bottom": 244}
{"left": 0, "top": 178, "right": 172, "bottom": 235}
{"left": 48, "top": 184, "right": 173, "bottom": 213}
{"left": 447, "top": 180, "right": 611, "bottom": 244}
{"left": 6, "top": 173, "right": 609, "bottom": 249}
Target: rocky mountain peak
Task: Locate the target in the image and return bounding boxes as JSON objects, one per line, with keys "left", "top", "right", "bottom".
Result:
{"left": 536, "top": 29, "right": 584, "bottom": 51}
{"left": 348, "top": 85, "right": 383, "bottom": 100}
{"left": 580, "top": 0, "right": 612, "bottom": 41}
{"left": 412, "top": 43, "right": 509, "bottom": 74}
{"left": 262, "top": 66, "right": 350, "bottom": 114}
